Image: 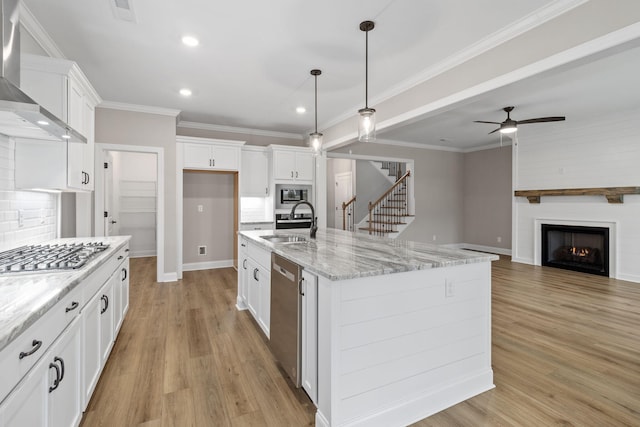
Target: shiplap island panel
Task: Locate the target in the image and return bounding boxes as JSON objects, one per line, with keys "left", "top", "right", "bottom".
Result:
{"left": 239, "top": 229, "right": 496, "bottom": 426}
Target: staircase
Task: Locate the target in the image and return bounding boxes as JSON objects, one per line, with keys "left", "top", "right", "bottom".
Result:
{"left": 372, "top": 161, "right": 403, "bottom": 184}
{"left": 358, "top": 170, "right": 414, "bottom": 238}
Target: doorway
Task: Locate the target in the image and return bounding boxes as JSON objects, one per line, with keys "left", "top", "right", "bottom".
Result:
{"left": 334, "top": 172, "right": 353, "bottom": 230}
{"left": 94, "top": 143, "right": 165, "bottom": 283}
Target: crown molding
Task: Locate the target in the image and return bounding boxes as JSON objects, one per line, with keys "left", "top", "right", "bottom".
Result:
{"left": 177, "top": 121, "right": 303, "bottom": 141}
{"left": 373, "top": 138, "right": 463, "bottom": 153}
{"left": 320, "top": 0, "right": 588, "bottom": 132}
{"left": 19, "top": 2, "right": 67, "bottom": 59}
{"left": 98, "top": 101, "right": 181, "bottom": 117}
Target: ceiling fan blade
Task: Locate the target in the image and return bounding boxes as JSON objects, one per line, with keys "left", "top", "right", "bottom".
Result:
{"left": 488, "top": 128, "right": 501, "bottom": 134}
{"left": 517, "top": 116, "right": 566, "bottom": 124}
{"left": 474, "top": 120, "right": 501, "bottom": 124}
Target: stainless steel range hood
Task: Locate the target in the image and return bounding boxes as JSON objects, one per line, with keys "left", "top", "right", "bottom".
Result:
{"left": 0, "top": 0, "right": 86, "bottom": 143}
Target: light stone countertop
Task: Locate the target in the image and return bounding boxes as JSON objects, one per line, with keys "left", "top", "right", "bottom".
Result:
{"left": 0, "top": 236, "right": 130, "bottom": 353}
{"left": 239, "top": 228, "right": 499, "bottom": 281}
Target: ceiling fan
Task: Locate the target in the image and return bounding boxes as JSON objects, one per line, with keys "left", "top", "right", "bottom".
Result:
{"left": 474, "top": 106, "right": 565, "bottom": 134}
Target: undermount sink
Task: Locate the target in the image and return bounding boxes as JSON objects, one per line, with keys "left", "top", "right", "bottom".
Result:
{"left": 261, "top": 234, "right": 307, "bottom": 244}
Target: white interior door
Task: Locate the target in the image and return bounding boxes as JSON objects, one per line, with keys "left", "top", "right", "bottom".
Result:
{"left": 334, "top": 172, "right": 353, "bottom": 230}
{"left": 104, "top": 152, "right": 118, "bottom": 236}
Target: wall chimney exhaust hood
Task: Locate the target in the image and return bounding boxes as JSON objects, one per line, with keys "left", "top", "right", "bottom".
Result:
{"left": 0, "top": 0, "right": 86, "bottom": 143}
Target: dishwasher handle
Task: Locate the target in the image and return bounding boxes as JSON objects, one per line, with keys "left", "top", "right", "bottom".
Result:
{"left": 273, "top": 262, "right": 296, "bottom": 283}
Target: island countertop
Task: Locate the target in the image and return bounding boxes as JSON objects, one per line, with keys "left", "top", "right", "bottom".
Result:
{"left": 239, "top": 228, "right": 498, "bottom": 281}
{"left": 0, "top": 236, "right": 130, "bottom": 353}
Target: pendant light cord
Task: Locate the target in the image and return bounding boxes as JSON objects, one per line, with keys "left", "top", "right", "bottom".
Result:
{"left": 365, "top": 28, "right": 369, "bottom": 109}
{"left": 315, "top": 74, "right": 318, "bottom": 133}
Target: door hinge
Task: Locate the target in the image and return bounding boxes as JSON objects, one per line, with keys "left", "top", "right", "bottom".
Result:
{"left": 104, "top": 211, "right": 108, "bottom": 218}
{"left": 104, "top": 162, "right": 108, "bottom": 169}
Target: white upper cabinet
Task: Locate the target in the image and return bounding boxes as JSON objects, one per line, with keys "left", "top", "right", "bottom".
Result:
{"left": 17, "top": 55, "right": 101, "bottom": 191}
{"left": 241, "top": 147, "right": 270, "bottom": 197}
{"left": 179, "top": 136, "right": 245, "bottom": 171}
{"left": 271, "top": 146, "right": 314, "bottom": 183}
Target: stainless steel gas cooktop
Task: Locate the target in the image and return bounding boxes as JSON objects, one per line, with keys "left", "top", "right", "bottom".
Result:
{"left": 0, "top": 242, "right": 110, "bottom": 273}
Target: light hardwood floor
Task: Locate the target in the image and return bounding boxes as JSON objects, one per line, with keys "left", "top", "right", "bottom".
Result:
{"left": 80, "top": 256, "right": 640, "bottom": 426}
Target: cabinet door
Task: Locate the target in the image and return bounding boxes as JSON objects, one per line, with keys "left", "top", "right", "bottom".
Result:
{"left": 82, "top": 291, "right": 102, "bottom": 409}
{"left": 247, "top": 260, "right": 259, "bottom": 319}
{"left": 120, "top": 259, "right": 130, "bottom": 321}
{"left": 211, "top": 145, "right": 239, "bottom": 170}
{"left": 273, "top": 150, "right": 297, "bottom": 180}
{"left": 295, "top": 152, "right": 314, "bottom": 182}
{"left": 81, "top": 99, "right": 96, "bottom": 190}
{"left": 113, "top": 266, "right": 123, "bottom": 335}
{"left": 257, "top": 265, "right": 271, "bottom": 338}
{"left": 0, "top": 351, "right": 49, "bottom": 427}
{"left": 48, "top": 318, "right": 82, "bottom": 427}
{"left": 241, "top": 150, "right": 269, "bottom": 196}
{"left": 99, "top": 277, "right": 116, "bottom": 365}
{"left": 67, "top": 77, "right": 84, "bottom": 134}
{"left": 301, "top": 270, "right": 318, "bottom": 404}
{"left": 183, "top": 143, "right": 212, "bottom": 169}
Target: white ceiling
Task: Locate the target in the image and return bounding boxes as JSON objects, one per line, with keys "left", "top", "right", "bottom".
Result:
{"left": 21, "top": 1, "right": 640, "bottom": 149}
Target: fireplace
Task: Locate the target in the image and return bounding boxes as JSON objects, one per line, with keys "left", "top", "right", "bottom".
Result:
{"left": 541, "top": 224, "right": 609, "bottom": 276}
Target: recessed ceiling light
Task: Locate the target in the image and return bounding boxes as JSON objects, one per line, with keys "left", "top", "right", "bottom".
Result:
{"left": 37, "top": 120, "right": 49, "bottom": 126}
{"left": 181, "top": 35, "right": 199, "bottom": 47}
{"left": 179, "top": 88, "right": 192, "bottom": 97}
{"left": 296, "top": 106, "right": 306, "bottom": 114}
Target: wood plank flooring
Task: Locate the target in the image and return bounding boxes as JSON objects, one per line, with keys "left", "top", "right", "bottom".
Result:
{"left": 80, "top": 256, "right": 640, "bottom": 426}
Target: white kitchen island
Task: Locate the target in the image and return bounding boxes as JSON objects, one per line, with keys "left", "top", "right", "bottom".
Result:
{"left": 239, "top": 229, "right": 497, "bottom": 427}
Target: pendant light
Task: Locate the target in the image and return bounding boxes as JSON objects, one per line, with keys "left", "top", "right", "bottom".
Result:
{"left": 309, "top": 69, "right": 323, "bottom": 153}
{"left": 358, "top": 20, "right": 376, "bottom": 142}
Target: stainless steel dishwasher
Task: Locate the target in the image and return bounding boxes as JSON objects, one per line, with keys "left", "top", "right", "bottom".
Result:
{"left": 270, "top": 253, "right": 302, "bottom": 387}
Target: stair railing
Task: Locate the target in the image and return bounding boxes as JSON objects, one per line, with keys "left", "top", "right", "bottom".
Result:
{"left": 367, "top": 170, "right": 410, "bottom": 236}
{"left": 341, "top": 196, "right": 357, "bottom": 231}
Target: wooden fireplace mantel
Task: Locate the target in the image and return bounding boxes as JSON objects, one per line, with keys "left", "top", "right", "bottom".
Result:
{"left": 514, "top": 187, "right": 640, "bottom": 204}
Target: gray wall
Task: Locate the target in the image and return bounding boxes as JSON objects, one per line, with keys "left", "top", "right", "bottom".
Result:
{"left": 182, "top": 172, "right": 235, "bottom": 264}
{"left": 354, "top": 161, "right": 393, "bottom": 225}
{"left": 463, "top": 147, "right": 512, "bottom": 250}
{"left": 95, "top": 108, "right": 178, "bottom": 276}
{"left": 60, "top": 193, "right": 76, "bottom": 238}
{"left": 334, "top": 143, "right": 465, "bottom": 244}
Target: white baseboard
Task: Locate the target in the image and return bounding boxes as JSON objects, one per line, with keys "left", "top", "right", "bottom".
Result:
{"left": 612, "top": 272, "right": 640, "bottom": 284}
{"left": 159, "top": 272, "right": 178, "bottom": 282}
{"left": 443, "top": 243, "right": 512, "bottom": 256}
{"left": 130, "top": 249, "right": 157, "bottom": 258}
{"left": 236, "top": 296, "right": 248, "bottom": 311}
{"left": 511, "top": 256, "right": 534, "bottom": 265}
{"left": 182, "top": 259, "right": 234, "bottom": 271}
{"left": 328, "top": 370, "right": 494, "bottom": 427}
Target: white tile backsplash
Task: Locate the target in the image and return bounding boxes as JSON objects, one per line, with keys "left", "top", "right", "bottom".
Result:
{"left": 0, "top": 136, "right": 58, "bottom": 251}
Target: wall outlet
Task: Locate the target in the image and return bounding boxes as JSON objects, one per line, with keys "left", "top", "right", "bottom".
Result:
{"left": 445, "top": 279, "right": 455, "bottom": 298}
{"left": 18, "top": 210, "right": 24, "bottom": 227}
{"left": 198, "top": 245, "right": 207, "bottom": 255}
{"left": 497, "top": 236, "right": 502, "bottom": 243}
{"left": 432, "top": 234, "right": 437, "bottom": 241}
{"left": 197, "top": 204, "right": 204, "bottom": 213}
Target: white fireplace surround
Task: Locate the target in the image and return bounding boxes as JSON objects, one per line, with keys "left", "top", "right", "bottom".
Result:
{"left": 534, "top": 219, "right": 617, "bottom": 279}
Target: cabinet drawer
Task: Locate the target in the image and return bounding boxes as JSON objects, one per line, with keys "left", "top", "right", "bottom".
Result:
{"left": 248, "top": 242, "right": 271, "bottom": 271}
{"left": 0, "top": 285, "right": 79, "bottom": 403}
{"left": 82, "top": 243, "right": 129, "bottom": 306}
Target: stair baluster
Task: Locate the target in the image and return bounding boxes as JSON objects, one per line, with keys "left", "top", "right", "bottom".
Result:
{"left": 342, "top": 196, "right": 357, "bottom": 231}
{"left": 366, "top": 170, "right": 411, "bottom": 236}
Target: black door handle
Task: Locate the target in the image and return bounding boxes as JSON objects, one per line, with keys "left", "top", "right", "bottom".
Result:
{"left": 48, "top": 362, "right": 61, "bottom": 393}
{"left": 253, "top": 268, "right": 259, "bottom": 281}
{"left": 65, "top": 301, "right": 79, "bottom": 312}
{"left": 122, "top": 268, "right": 127, "bottom": 281}
{"left": 54, "top": 356, "right": 65, "bottom": 382}
{"left": 101, "top": 295, "right": 109, "bottom": 314}
{"left": 19, "top": 340, "right": 42, "bottom": 359}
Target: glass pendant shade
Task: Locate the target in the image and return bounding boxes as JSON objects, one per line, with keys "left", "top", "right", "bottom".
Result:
{"left": 309, "top": 132, "right": 323, "bottom": 153}
{"left": 358, "top": 107, "right": 376, "bottom": 142}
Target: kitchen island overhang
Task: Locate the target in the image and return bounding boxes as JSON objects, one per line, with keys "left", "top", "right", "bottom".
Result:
{"left": 239, "top": 229, "right": 497, "bottom": 426}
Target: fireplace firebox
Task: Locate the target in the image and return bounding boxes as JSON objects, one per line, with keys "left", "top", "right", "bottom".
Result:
{"left": 541, "top": 224, "right": 609, "bottom": 276}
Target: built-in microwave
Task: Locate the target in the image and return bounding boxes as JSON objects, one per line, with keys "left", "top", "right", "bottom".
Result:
{"left": 280, "top": 188, "right": 309, "bottom": 204}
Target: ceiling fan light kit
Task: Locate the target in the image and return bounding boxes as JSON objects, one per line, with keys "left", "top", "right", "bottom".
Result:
{"left": 475, "top": 105, "right": 565, "bottom": 135}
{"left": 309, "top": 69, "right": 323, "bottom": 154}
{"left": 358, "top": 20, "right": 376, "bottom": 143}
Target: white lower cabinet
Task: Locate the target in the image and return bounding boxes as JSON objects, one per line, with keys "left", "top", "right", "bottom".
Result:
{"left": 238, "top": 239, "right": 271, "bottom": 338}
{"left": 1, "top": 317, "right": 82, "bottom": 427}
{"left": 0, "top": 240, "right": 130, "bottom": 427}
{"left": 82, "top": 291, "right": 102, "bottom": 410}
{"left": 301, "top": 270, "right": 318, "bottom": 404}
